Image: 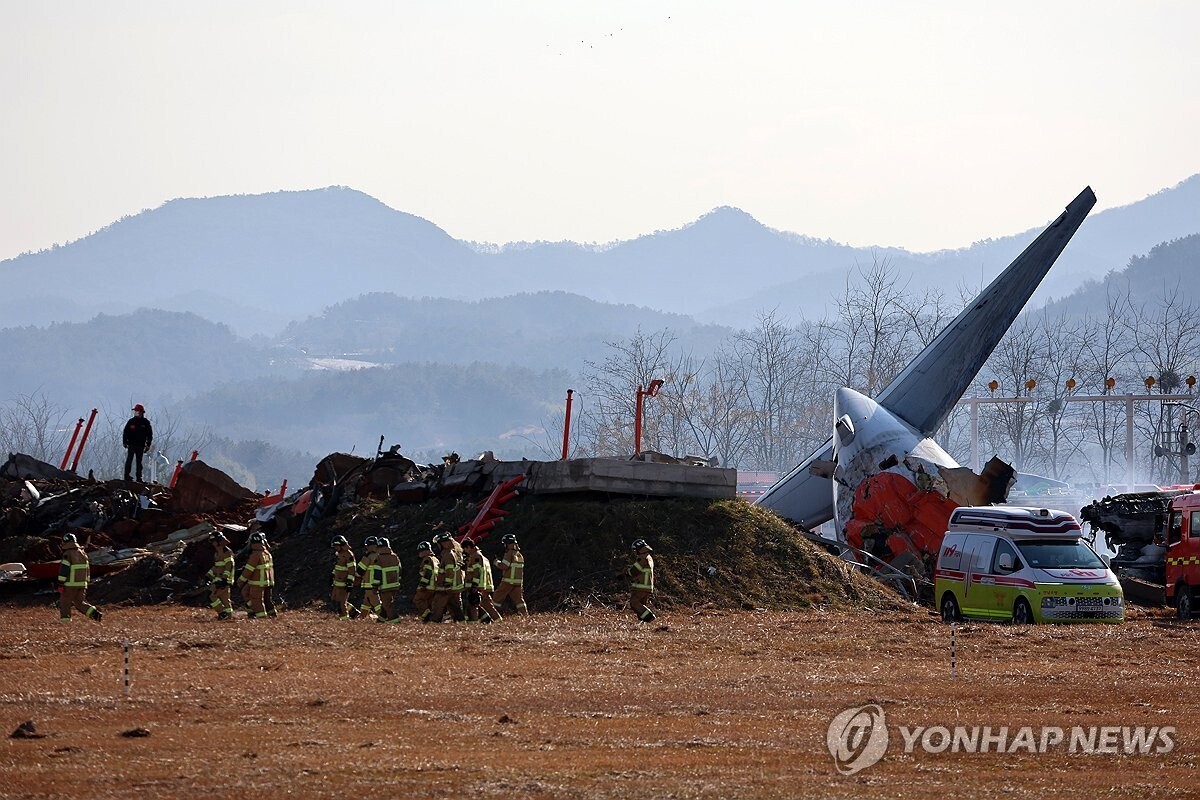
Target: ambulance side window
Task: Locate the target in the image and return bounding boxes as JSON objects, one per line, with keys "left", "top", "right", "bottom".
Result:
{"left": 992, "top": 540, "right": 1021, "bottom": 573}
{"left": 1191, "top": 512, "right": 1200, "bottom": 539}
{"left": 971, "top": 538, "right": 996, "bottom": 575}
{"left": 1168, "top": 511, "right": 1184, "bottom": 546}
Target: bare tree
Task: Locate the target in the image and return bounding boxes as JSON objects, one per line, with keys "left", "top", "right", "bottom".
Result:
{"left": 0, "top": 391, "right": 72, "bottom": 463}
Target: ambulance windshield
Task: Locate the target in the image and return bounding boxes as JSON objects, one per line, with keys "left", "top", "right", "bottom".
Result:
{"left": 1016, "top": 539, "right": 1106, "bottom": 570}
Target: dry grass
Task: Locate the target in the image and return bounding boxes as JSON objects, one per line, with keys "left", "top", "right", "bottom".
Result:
{"left": 1, "top": 605, "right": 1198, "bottom": 798}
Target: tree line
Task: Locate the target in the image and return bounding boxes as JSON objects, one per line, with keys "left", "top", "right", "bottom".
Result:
{"left": 562, "top": 263, "right": 1200, "bottom": 488}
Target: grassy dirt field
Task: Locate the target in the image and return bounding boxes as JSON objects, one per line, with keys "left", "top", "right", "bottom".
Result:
{"left": 2, "top": 604, "right": 1198, "bottom": 799}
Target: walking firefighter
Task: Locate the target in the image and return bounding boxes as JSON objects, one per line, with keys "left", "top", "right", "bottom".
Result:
{"left": 413, "top": 541, "right": 440, "bottom": 623}
{"left": 57, "top": 533, "right": 102, "bottom": 623}
{"left": 629, "top": 538, "right": 656, "bottom": 623}
{"left": 330, "top": 536, "right": 360, "bottom": 620}
{"left": 207, "top": 531, "right": 235, "bottom": 620}
{"left": 462, "top": 538, "right": 500, "bottom": 623}
{"left": 492, "top": 534, "right": 528, "bottom": 616}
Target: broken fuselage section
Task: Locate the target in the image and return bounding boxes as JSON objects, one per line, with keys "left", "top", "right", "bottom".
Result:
{"left": 828, "top": 387, "right": 1014, "bottom": 577}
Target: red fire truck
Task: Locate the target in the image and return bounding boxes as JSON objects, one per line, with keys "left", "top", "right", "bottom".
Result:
{"left": 1166, "top": 491, "right": 1200, "bottom": 619}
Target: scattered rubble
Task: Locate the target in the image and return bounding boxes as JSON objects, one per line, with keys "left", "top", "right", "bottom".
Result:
{"left": 0, "top": 447, "right": 900, "bottom": 614}
{"left": 10, "top": 720, "right": 45, "bottom": 739}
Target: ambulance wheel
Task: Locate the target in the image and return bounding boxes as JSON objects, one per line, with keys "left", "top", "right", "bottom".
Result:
{"left": 1177, "top": 586, "right": 1194, "bottom": 621}
{"left": 940, "top": 593, "right": 961, "bottom": 623}
{"left": 1012, "top": 597, "right": 1035, "bottom": 625}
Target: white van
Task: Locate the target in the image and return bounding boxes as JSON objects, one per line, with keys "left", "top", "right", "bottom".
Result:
{"left": 934, "top": 506, "right": 1124, "bottom": 624}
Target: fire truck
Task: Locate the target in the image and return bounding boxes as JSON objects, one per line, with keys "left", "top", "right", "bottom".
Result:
{"left": 1163, "top": 491, "right": 1200, "bottom": 618}
{"left": 1080, "top": 485, "right": 1200, "bottom": 618}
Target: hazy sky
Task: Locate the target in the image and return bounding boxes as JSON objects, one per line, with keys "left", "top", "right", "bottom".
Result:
{"left": 3, "top": 1, "right": 1199, "bottom": 260}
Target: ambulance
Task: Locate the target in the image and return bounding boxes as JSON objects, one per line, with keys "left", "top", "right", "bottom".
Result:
{"left": 934, "top": 506, "right": 1124, "bottom": 624}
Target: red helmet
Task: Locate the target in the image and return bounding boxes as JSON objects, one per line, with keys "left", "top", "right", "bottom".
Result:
{"left": 132, "top": 404, "right": 146, "bottom": 413}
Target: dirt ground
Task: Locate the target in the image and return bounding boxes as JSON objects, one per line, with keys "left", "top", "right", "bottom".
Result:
{"left": 1, "top": 603, "right": 1198, "bottom": 799}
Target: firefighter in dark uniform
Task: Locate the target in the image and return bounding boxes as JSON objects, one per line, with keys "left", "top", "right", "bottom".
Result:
{"left": 330, "top": 536, "right": 360, "bottom": 620}
{"left": 629, "top": 538, "right": 656, "bottom": 622}
{"left": 492, "top": 534, "right": 528, "bottom": 615}
{"left": 374, "top": 537, "right": 402, "bottom": 623}
{"left": 356, "top": 536, "right": 382, "bottom": 619}
{"left": 207, "top": 531, "right": 235, "bottom": 620}
{"left": 429, "top": 532, "right": 465, "bottom": 623}
{"left": 462, "top": 539, "right": 500, "bottom": 623}
{"left": 122, "top": 404, "right": 154, "bottom": 482}
{"left": 57, "top": 534, "right": 102, "bottom": 623}
{"left": 414, "top": 541, "right": 439, "bottom": 623}
{"left": 236, "top": 533, "right": 275, "bottom": 619}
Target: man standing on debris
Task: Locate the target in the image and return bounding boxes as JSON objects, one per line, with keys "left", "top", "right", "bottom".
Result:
{"left": 491, "top": 534, "right": 528, "bottom": 616}
{"left": 413, "top": 541, "right": 439, "bottom": 623}
{"left": 374, "top": 538, "right": 402, "bottom": 623}
{"left": 628, "top": 539, "right": 656, "bottom": 623}
{"left": 330, "top": 536, "right": 359, "bottom": 620}
{"left": 462, "top": 539, "right": 500, "bottom": 623}
{"left": 355, "top": 537, "right": 382, "bottom": 619}
{"left": 57, "top": 533, "right": 102, "bottom": 623}
{"left": 236, "top": 533, "right": 275, "bottom": 619}
{"left": 429, "top": 533, "right": 465, "bottom": 622}
{"left": 122, "top": 404, "right": 154, "bottom": 482}
{"left": 207, "top": 532, "right": 235, "bottom": 620}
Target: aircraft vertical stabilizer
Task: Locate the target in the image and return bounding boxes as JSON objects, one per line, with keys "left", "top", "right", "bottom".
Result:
{"left": 755, "top": 187, "right": 1097, "bottom": 529}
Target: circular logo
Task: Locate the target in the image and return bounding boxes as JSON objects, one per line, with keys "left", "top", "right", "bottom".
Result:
{"left": 826, "top": 704, "right": 889, "bottom": 775}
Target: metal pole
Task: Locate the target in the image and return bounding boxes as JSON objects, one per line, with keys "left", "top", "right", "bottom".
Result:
{"left": 59, "top": 418, "right": 84, "bottom": 471}
{"left": 634, "top": 386, "right": 644, "bottom": 456}
{"left": 70, "top": 409, "right": 98, "bottom": 472}
{"left": 1126, "top": 394, "right": 1135, "bottom": 490}
{"left": 561, "top": 389, "right": 574, "bottom": 460}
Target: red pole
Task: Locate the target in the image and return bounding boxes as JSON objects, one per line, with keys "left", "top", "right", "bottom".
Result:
{"left": 561, "top": 389, "right": 574, "bottom": 460}
{"left": 59, "top": 417, "right": 84, "bottom": 470}
{"left": 634, "top": 385, "right": 644, "bottom": 455}
{"left": 70, "top": 409, "right": 98, "bottom": 472}
{"left": 170, "top": 460, "right": 183, "bottom": 488}
{"left": 279, "top": 479, "right": 288, "bottom": 496}
{"left": 190, "top": 450, "right": 199, "bottom": 462}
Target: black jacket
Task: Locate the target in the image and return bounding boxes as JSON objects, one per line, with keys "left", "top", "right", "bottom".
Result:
{"left": 123, "top": 416, "right": 153, "bottom": 450}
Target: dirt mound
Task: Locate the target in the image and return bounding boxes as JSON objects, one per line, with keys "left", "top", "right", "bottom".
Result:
{"left": 272, "top": 496, "right": 907, "bottom": 613}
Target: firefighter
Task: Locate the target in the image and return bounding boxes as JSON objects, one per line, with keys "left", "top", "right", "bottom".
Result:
{"left": 57, "top": 534, "right": 102, "bottom": 623}
{"left": 462, "top": 539, "right": 500, "bottom": 623}
{"left": 629, "top": 538, "right": 656, "bottom": 623}
{"left": 413, "top": 541, "right": 439, "bottom": 623}
{"left": 261, "top": 536, "right": 279, "bottom": 618}
{"left": 330, "top": 536, "right": 360, "bottom": 620}
{"left": 374, "top": 537, "right": 402, "bottom": 623}
{"left": 356, "top": 536, "right": 382, "bottom": 619}
{"left": 492, "top": 534, "right": 528, "bottom": 616}
{"left": 207, "top": 531, "right": 235, "bottom": 620}
{"left": 236, "top": 533, "right": 275, "bottom": 619}
{"left": 429, "top": 533, "right": 465, "bottom": 623}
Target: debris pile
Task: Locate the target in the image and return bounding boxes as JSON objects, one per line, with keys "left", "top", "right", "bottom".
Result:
{"left": 1, "top": 448, "right": 903, "bottom": 614}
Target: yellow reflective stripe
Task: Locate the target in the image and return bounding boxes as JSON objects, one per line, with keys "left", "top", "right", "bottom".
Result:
{"left": 379, "top": 565, "right": 401, "bottom": 589}
{"left": 64, "top": 561, "right": 89, "bottom": 588}
{"left": 632, "top": 562, "right": 653, "bottom": 590}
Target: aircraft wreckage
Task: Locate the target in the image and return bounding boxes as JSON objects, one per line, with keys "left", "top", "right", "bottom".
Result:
{"left": 756, "top": 187, "right": 1097, "bottom": 576}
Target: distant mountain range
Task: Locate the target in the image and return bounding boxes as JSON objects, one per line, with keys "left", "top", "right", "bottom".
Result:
{"left": 4, "top": 175, "right": 1199, "bottom": 335}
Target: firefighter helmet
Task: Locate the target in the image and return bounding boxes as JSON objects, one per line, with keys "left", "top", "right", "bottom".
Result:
{"left": 364, "top": 536, "right": 379, "bottom": 547}
{"left": 432, "top": 532, "right": 451, "bottom": 545}
{"left": 501, "top": 534, "right": 518, "bottom": 545}
{"left": 331, "top": 535, "right": 348, "bottom": 547}
{"left": 211, "top": 531, "right": 228, "bottom": 543}
{"left": 378, "top": 537, "right": 391, "bottom": 549}
{"left": 416, "top": 541, "right": 432, "bottom": 553}
{"left": 632, "top": 538, "right": 652, "bottom": 552}
{"left": 62, "top": 533, "right": 78, "bottom": 544}
{"left": 461, "top": 539, "right": 478, "bottom": 549}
